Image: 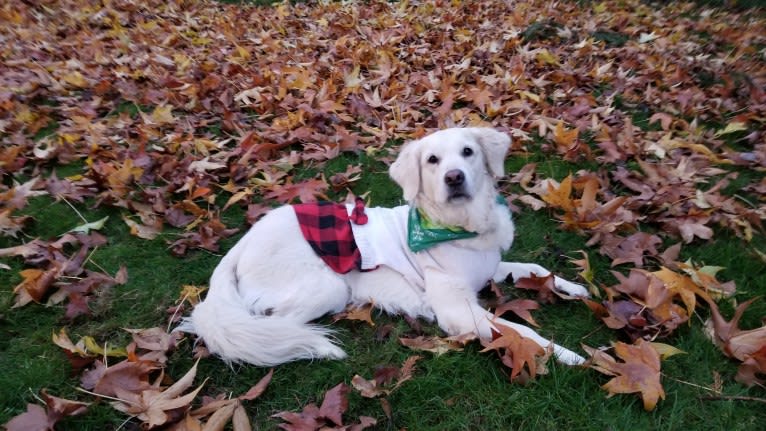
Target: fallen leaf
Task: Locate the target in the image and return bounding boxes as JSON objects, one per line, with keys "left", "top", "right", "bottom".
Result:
{"left": 399, "top": 335, "right": 469, "bottom": 355}
{"left": 493, "top": 299, "right": 541, "bottom": 327}
{"left": 584, "top": 340, "right": 665, "bottom": 411}
{"left": 332, "top": 303, "right": 375, "bottom": 327}
{"left": 481, "top": 323, "right": 547, "bottom": 381}
{"left": 3, "top": 390, "right": 89, "bottom": 431}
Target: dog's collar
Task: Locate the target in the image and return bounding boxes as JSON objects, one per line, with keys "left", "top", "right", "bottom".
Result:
{"left": 407, "top": 195, "right": 508, "bottom": 252}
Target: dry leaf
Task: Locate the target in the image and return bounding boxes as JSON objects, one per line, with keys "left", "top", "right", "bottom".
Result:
{"left": 584, "top": 340, "right": 665, "bottom": 411}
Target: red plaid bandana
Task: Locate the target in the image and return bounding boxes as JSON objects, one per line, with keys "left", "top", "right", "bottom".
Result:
{"left": 293, "top": 201, "right": 363, "bottom": 274}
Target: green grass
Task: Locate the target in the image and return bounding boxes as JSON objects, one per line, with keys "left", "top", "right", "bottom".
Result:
{"left": 2, "top": 148, "right": 765, "bottom": 430}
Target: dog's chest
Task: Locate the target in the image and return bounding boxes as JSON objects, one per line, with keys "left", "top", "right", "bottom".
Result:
{"left": 419, "top": 243, "right": 501, "bottom": 289}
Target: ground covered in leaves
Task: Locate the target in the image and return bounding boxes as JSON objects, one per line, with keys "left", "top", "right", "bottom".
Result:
{"left": 1, "top": 0, "right": 765, "bottom": 429}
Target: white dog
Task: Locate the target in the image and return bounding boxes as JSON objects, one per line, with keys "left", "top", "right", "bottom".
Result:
{"left": 179, "top": 128, "right": 588, "bottom": 366}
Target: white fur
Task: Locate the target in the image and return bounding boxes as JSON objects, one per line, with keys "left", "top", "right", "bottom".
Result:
{"left": 178, "top": 128, "right": 589, "bottom": 367}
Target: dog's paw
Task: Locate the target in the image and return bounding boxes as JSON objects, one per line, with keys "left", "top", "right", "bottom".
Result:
{"left": 553, "top": 346, "right": 586, "bottom": 366}
{"left": 553, "top": 277, "right": 590, "bottom": 299}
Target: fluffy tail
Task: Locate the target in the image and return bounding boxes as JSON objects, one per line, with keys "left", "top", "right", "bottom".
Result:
{"left": 178, "top": 298, "right": 346, "bottom": 366}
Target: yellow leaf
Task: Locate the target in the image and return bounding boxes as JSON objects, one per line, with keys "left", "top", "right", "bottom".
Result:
{"left": 594, "top": 2, "right": 607, "bottom": 13}
{"left": 62, "top": 71, "right": 89, "bottom": 88}
{"left": 518, "top": 91, "right": 540, "bottom": 102}
{"left": 178, "top": 285, "right": 207, "bottom": 306}
{"left": 714, "top": 121, "right": 748, "bottom": 137}
{"left": 535, "top": 49, "right": 559, "bottom": 66}
{"left": 82, "top": 336, "right": 128, "bottom": 357}
{"left": 344, "top": 64, "right": 363, "bottom": 89}
{"left": 553, "top": 121, "right": 578, "bottom": 149}
{"left": 542, "top": 175, "right": 574, "bottom": 211}
{"left": 650, "top": 342, "right": 686, "bottom": 360}
{"left": 651, "top": 267, "right": 698, "bottom": 318}
{"left": 149, "top": 105, "right": 176, "bottom": 125}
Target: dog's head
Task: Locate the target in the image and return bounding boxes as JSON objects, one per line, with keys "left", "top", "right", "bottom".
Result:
{"left": 389, "top": 127, "right": 511, "bottom": 205}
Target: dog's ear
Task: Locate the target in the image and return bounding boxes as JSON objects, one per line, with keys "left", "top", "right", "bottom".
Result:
{"left": 469, "top": 128, "right": 511, "bottom": 178}
{"left": 389, "top": 139, "right": 422, "bottom": 201}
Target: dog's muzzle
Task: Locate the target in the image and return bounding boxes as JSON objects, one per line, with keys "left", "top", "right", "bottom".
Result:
{"left": 445, "top": 169, "right": 470, "bottom": 200}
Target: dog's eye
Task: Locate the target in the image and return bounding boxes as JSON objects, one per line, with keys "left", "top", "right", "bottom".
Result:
{"left": 427, "top": 155, "right": 439, "bottom": 164}
{"left": 462, "top": 147, "right": 474, "bottom": 157}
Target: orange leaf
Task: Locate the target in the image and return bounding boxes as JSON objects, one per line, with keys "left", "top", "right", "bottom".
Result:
{"left": 542, "top": 175, "right": 574, "bottom": 212}
{"left": 332, "top": 303, "right": 375, "bottom": 326}
{"left": 481, "top": 323, "right": 546, "bottom": 380}
{"left": 585, "top": 340, "right": 665, "bottom": 411}
{"left": 553, "top": 121, "right": 578, "bottom": 150}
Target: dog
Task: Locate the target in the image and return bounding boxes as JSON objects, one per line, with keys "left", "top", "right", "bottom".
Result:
{"left": 178, "top": 127, "right": 589, "bottom": 367}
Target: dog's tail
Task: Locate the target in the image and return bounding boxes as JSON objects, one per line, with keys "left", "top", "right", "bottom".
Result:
{"left": 175, "top": 240, "right": 347, "bottom": 366}
{"left": 179, "top": 298, "right": 346, "bottom": 366}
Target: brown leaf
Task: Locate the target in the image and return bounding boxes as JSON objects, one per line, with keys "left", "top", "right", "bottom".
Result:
{"left": 703, "top": 296, "right": 766, "bottom": 362}
{"left": 4, "top": 404, "right": 50, "bottom": 431}
{"left": 399, "top": 335, "right": 469, "bottom": 355}
{"left": 351, "top": 356, "right": 422, "bottom": 398}
{"left": 3, "top": 390, "right": 90, "bottom": 431}
{"left": 332, "top": 303, "right": 375, "bottom": 327}
{"left": 514, "top": 273, "right": 558, "bottom": 303}
{"left": 735, "top": 345, "right": 766, "bottom": 387}
{"left": 110, "top": 359, "right": 205, "bottom": 429}
{"left": 239, "top": 369, "right": 274, "bottom": 401}
{"left": 81, "top": 359, "right": 160, "bottom": 398}
{"left": 494, "top": 299, "right": 541, "bottom": 327}
{"left": 584, "top": 340, "right": 665, "bottom": 411}
{"left": 232, "top": 404, "right": 252, "bottom": 431}
{"left": 318, "top": 383, "right": 349, "bottom": 426}
{"left": 480, "top": 323, "right": 546, "bottom": 380}
{"left": 12, "top": 266, "right": 60, "bottom": 307}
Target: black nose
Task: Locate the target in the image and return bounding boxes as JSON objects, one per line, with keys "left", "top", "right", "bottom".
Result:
{"left": 444, "top": 169, "right": 465, "bottom": 187}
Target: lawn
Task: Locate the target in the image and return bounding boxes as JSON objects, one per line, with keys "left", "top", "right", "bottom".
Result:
{"left": 1, "top": 0, "right": 765, "bottom": 429}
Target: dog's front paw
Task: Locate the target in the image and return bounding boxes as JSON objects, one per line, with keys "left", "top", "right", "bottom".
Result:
{"left": 553, "top": 277, "right": 590, "bottom": 299}
{"left": 553, "top": 345, "right": 586, "bottom": 366}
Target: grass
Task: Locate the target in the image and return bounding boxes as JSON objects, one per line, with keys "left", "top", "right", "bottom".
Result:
{"left": 1, "top": 147, "right": 765, "bottom": 430}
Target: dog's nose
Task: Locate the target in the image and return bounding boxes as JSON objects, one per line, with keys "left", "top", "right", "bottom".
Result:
{"left": 444, "top": 169, "right": 465, "bottom": 187}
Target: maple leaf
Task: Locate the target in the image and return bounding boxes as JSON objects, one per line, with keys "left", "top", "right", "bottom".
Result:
{"left": 480, "top": 323, "right": 547, "bottom": 381}
{"left": 702, "top": 296, "right": 766, "bottom": 366}
{"left": 552, "top": 121, "right": 578, "bottom": 152}
{"left": 81, "top": 359, "right": 160, "bottom": 398}
{"left": 569, "top": 250, "right": 600, "bottom": 297}
{"left": 351, "top": 356, "right": 422, "bottom": 398}
{"left": 110, "top": 359, "right": 206, "bottom": 429}
{"left": 399, "top": 335, "right": 472, "bottom": 355}
{"left": 123, "top": 214, "right": 163, "bottom": 240}
{"left": 514, "top": 273, "right": 558, "bottom": 303}
{"left": 186, "top": 369, "right": 273, "bottom": 429}
{"left": 584, "top": 340, "right": 665, "bottom": 411}
{"left": 3, "top": 390, "right": 90, "bottom": 431}
{"left": 541, "top": 174, "right": 574, "bottom": 212}
{"left": 12, "top": 265, "right": 61, "bottom": 307}
{"left": 735, "top": 345, "right": 766, "bottom": 387}
{"left": 599, "top": 232, "right": 662, "bottom": 268}
{"left": 274, "top": 382, "right": 376, "bottom": 431}
{"left": 493, "top": 299, "right": 541, "bottom": 327}
{"left": 332, "top": 303, "right": 375, "bottom": 327}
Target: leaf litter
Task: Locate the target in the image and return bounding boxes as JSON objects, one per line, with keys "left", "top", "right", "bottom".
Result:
{"left": 2, "top": 0, "right": 766, "bottom": 424}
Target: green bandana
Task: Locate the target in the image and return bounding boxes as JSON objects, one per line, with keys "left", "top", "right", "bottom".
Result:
{"left": 406, "top": 195, "right": 509, "bottom": 252}
{"left": 407, "top": 207, "right": 477, "bottom": 252}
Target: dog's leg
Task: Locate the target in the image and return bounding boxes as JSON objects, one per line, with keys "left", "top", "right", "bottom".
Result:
{"left": 486, "top": 315, "right": 585, "bottom": 366}
{"left": 493, "top": 262, "right": 589, "bottom": 298}
{"left": 424, "top": 270, "right": 585, "bottom": 365}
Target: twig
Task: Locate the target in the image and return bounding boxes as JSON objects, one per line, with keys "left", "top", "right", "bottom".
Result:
{"left": 166, "top": 290, "right": 192, "bottom": 333}
{"left": 84, "top": 246, "right": 110, "bottom": 275}
{"left": 663, "top": 374, "right": 720, "bottom": 394}
{"left": 75, "top": 387, "right": 134, "bottom": 405}
{"left": 699, "top": 395, "right": 766, "bottom": 404}
{"left": 60, "top": 196, "right": 89, "bottom": 224}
